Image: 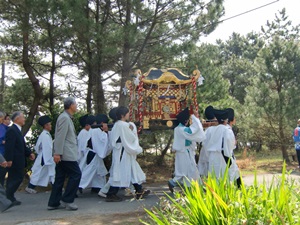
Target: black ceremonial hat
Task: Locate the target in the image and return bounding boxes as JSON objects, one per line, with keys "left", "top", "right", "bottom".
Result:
{"left": 95, "top": 114, "right": 109, "bottom": 124}
{"left": 79, "top": 114, "right": 89, "bottom": 127}
{"left": 176, "top": 107, "right": 190, "bottom": 125}
{"left": 86, "top": 115, "right": 96, "bottom": 125}
{"left": 214, "top": 109, "right": 228, "bottom": 123}
{"left": 109, "top": 107, "right": 119, "bottom": 122}
{"left": 205, "top": 105, "right": 215, "bottom": 120}
{"left": 226, "top": 108, "right": 234, "bottom": 122}
{"left": 38, "top": 115, "right": 52, "bottom": 127}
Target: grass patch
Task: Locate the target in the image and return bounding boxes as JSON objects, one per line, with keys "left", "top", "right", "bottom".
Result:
{"left": 235, "top": 149, "right": 298, "bottom": 175}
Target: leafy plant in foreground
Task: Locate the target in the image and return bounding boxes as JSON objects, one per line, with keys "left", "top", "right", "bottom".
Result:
{"left": 143, "top": 162, "right": 300, "bottom": 224}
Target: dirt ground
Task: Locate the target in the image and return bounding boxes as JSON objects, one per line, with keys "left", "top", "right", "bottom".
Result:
{"left": 56, "top": 212, "right": 149, "bottom": 225}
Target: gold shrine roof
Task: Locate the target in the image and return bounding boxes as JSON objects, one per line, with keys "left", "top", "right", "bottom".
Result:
{"left": 142, "top": 68, "right": 200, "bottom": 85}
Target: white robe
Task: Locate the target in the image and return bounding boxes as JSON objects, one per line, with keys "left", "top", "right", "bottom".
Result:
{"left": 77, "top": 128, "right": 92, "bottom": 170}
{"left": 198, "top": 126, "right": 215, "bottom": 177}
{"left": 79, "top": 128, "right": 109, "bottom": 189}
{"left": 206, "top": 124, "right": 235, "bottom": 179}
{"left": 172, "top": 115, "right": 206, "bottom": 185}
{"left": 226, "top": 124, "right": 240, "bottom": 181}
{"left": 30, "top": 130, "right": 55, "bottom": 187}
{"left": 108, "top": 120, "right": 146, "bottom": 188}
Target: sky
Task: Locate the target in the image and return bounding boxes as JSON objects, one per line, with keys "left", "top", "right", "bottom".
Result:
{"left": 202, "top": 0, "right": 300, "bottom": 43}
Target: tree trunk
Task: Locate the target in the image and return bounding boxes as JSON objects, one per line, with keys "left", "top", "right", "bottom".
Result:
{"left": 278, "top": 85, "right": 290, "bottom": 163}
{"left": 95, "top": 73, "right": 106, "bottom": 114}
{"left": 156, "top": 134, "right": 174, "bottom": 166}
{"left": 86, "top": 56, "right": 93, "bottom": 114}
{"left": 93, "top": 0, "right": 106, "bottom": 114}
{"left": 118, "top": 0, "right": 131, "bottom": 106}
{"left": 0, "top": 61, "right": 4, "bottom": 105}
{"left": 279, "top": 119, "right": 290, "bottom": 163}
{"left": 49, "top": 35, "right": 55, "bottom": 114}
{"left": 49, "top": 58, "right": 55, "bottom": 114}
{"left": 21, "top": 10, "right": 43, "bottom": 135}
{"left": 85, "top": 1, "right": 93, "bottom": 114}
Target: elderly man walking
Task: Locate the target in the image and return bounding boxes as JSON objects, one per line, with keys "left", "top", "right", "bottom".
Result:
{"left": 4, "top": 111, "right": 35, "bottom": 205}
{"left": 48, "top": 97, "right": 81, "bottom": 211}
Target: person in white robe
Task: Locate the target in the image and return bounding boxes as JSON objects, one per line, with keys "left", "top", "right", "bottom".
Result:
{"left": 198, "top": 106, "right": 217, "bottom": 177}
{"left": 97, "top": 108, "right": 135, "bottom": 198}
{"left": 79, "top": 114, "right": 110, "bottom": 193}
{"left": 97, "top": 108, "right": 118, "bottom": 198}
{"left": 77, "top": 115, "right": 95, "bottom": 170}
{"left": 25, "top": 116, "right": 55, "bottom": 194}
{"left": 168, "top": 107, "right": 206, "bottom": 193}
{"left": 225, "top": 108, "right": 241, "bottom": 187}
{"left": 206, "top": 109, "right": 235, "bottom": 180}
{"left": 106, "top": 106, "right": 150, "bottom": 202}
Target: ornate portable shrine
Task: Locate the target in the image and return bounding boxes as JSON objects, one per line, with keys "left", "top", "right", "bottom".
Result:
{"left": 125, "top": 68, "right": 203, "bottom": 133}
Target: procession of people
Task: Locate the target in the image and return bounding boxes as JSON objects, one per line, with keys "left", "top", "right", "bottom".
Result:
{"left": 0, "top": 96, "right": 242, "bottom": 212}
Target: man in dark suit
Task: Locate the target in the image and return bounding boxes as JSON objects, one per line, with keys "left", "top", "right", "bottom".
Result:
{"left": 4, "top": 111, "right": 35, "bottom": 205}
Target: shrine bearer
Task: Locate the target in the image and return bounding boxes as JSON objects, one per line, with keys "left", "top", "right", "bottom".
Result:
{"left": 206, "top": 109, "right": 235, "bottom": 179}
{"left": 225, "top": 108, "right": 241, "bottom": 187}
{"left": 25, "top": 116, "right": 55, "bottom": 194}
{"left": 168, "top": 107, "right": 206, "bottom": 193}
{"left": 106, "top": 106, "right": 150, "bottom": 202}
{"left": 78, "top": 114, "right": 110, "bottom": 193}
{"left": 98, "top": 107, "right": 136, "bottom": 198}
{"left": 198, "top": 105, "right": 216, "bottom": 177}
{"left": 77, "top": 115, "right": 96, "bottom": 171}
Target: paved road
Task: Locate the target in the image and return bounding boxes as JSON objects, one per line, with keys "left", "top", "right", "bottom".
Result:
{"left": 1, "top": 184, "right": 168, "bottom": 225}
{"left": 2, "top": 172, "right": 300, "bottom": 225}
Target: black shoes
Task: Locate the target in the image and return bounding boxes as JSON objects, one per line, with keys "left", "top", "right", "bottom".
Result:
{"left": 1, "top": 202, "right": 14, "bottom": 212}
{"left": 105, "top": 194, "right": 122, "bottom": 202}
{"left": 12, "top": 200, "right": 21, "bottom": 206}
{"left": 136, "top": 189, "right": 151, "bottom": 200}
{"left": 168, "top": 180, "right": 175, "bottom": 193}
{"left": 47, "top": 204, "right": 66, "bottom": 210}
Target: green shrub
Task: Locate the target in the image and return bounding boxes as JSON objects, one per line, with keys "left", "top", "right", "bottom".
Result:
{"left": 143, "top": 163, "right": 300, "bottom": 225}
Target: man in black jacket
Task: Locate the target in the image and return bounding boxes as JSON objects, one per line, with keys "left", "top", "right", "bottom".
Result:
{"left": 4, "top": 111, "right": 35, "bottom": 205}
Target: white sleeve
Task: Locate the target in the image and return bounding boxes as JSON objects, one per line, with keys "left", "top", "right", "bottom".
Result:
{"left": 180, "top": 115, "right": 206, "bottom": 143}
{"left": 120, "top": 124, "right": 142, "bottom": 155}
{"left": 92, "top": 129, "right": 109, "bottom": 159}
{"left": 42, "top": 133, "right": 54, "bottom": 165}
{"left": 223, "top": 129, "right": 235, "bottom": 157}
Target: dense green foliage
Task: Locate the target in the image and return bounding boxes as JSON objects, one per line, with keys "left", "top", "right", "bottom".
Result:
{"left": 143, "top": 163, "right": 300, "bottom": 224}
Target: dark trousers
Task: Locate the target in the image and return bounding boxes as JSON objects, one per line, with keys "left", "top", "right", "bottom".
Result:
{"left": 28, "top": 183, "right": 36, "bottom": 189}
{"left": 0, "top": 183, "right": 11, "bottom": 211}
{"left": 296, "top": 150, "right": 300, "bottom": 166}
{"left": 0, "top": 167, "right": 6, "bottom": 186}
{"left": 6, "top": 167, "right": 24, "bottom": 202}
{"left": 132, "top": 183, "right": 142, "bottom": 193}
{"left": 107, "top": 186, "right": 119, "bottom": 196}
{"left": 236, "top": 177, "right": 242, "bottom": 188}
{"left": 107, "top": 183, "right": 142, "bottom": 196}
{"left": 48, "top": 161, "right": 81, "bottom": 207}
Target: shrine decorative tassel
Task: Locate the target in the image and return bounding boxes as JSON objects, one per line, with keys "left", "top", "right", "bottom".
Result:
{"left": 137, "top": 76, "right": 144, "bottom": 133}
{"left": 129, "top": 82, "right": 134, "bottom": 121}
{"left": 191, "top": 76, "right": 198, "bottom": 115}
